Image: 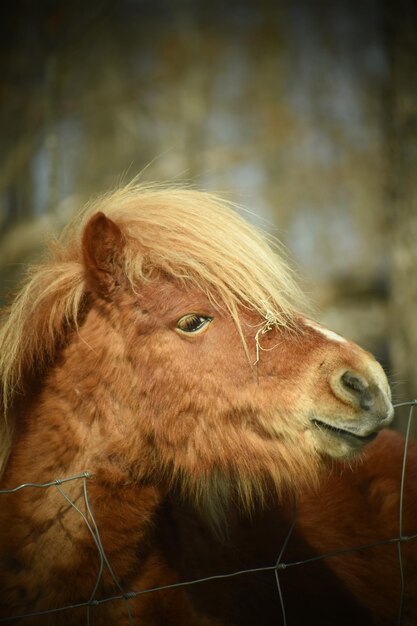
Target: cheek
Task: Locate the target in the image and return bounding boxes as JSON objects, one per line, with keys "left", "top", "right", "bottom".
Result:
{"left": 128, "top": 328, "right": 248, "bottom": 406}
{"left": 179, "top": 323, "right": 252, "bottom": 382}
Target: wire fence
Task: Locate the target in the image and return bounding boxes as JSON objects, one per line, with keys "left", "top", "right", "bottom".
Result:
{"left": 0, "top": 400, "right": 416, "bottom": 625}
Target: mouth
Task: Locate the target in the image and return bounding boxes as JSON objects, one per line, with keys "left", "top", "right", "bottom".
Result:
{"left": 311, "top": 419, "right": 379, "bottom": 445}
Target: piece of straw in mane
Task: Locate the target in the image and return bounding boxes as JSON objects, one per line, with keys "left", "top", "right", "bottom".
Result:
{"left": 0, "top": 184, "right": 307, "bottom": 471}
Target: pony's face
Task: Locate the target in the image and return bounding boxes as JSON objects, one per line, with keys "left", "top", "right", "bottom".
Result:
{"left": 122, "top": 279, "right": 393, "bottom": 462}
{"left": 82, "top": 212, "right": 393, "bottom": 501}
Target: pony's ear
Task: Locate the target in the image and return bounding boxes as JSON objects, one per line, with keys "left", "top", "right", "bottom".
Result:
{"left": 82, "top": 212, "right": 126, "bottom": 298}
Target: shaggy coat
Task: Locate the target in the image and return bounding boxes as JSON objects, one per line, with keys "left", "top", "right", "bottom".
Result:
{"left": 0, "top": 185, "right": 416, "bottom": 625}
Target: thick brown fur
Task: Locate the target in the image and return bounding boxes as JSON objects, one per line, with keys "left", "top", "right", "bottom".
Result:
{"left": 0, "top": 185, "right": 416, "bottom": 625}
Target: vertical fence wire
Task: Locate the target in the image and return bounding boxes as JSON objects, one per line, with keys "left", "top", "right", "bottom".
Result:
{"left": 0, "top": 401, "right": 416, "bottom": 625}
{"left": 396, "top": 400, "right": 416, "bottom": 626}
{"left": 275, "top": 492, "right": 297, "bottom": 626}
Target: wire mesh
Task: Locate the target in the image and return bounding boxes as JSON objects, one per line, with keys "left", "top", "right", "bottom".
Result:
{"left": 0, "top": 400, "right": 416, "bottom": 625}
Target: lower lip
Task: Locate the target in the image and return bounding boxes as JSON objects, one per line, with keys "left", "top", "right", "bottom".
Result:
{"left": 311, "top": 420, "right": 379, "bottom": 444}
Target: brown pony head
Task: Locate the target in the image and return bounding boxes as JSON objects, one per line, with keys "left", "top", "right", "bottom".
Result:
{"left": 0, "top": 185, "right": 393, "bottom": 520}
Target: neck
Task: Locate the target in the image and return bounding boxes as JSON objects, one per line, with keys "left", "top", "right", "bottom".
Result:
{"left": 0, "top": 311, "right": 168, "bottom": 620}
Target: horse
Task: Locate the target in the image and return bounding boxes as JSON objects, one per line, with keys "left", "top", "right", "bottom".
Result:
{"left": 0, "top": 184, "right": 416, "bottom": 626}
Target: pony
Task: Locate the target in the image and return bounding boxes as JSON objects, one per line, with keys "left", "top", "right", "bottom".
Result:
{"left": 0, "top": 184, "right": 416, "bottom": 626}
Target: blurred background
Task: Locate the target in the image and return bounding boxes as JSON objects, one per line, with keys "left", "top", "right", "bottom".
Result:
{"left": 0, "top": 0, "right": 416, "bottom": 430}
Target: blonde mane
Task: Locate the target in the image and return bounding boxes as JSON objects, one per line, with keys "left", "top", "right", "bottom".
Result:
{"left": 0, "top": 183, "right": 307, "bottom": 472}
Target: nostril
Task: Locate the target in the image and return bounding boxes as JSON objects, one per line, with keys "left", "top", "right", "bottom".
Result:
{"left": 340, "top": 371, "right": 375, "bottom": 411}
{"left": 359, "top": 388, "right": 375, "bottom": 411}
{"left": 341, "top": 371, "right": 365, "bottom": 394}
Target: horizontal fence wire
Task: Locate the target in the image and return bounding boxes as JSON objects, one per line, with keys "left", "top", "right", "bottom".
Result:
{"left": 0, "top": 400, "right": 416, "bottom": 625}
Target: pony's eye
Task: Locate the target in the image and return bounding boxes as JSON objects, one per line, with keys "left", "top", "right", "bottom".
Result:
{"left": 176, "top": 314, "right": 213, "bottom": 335}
